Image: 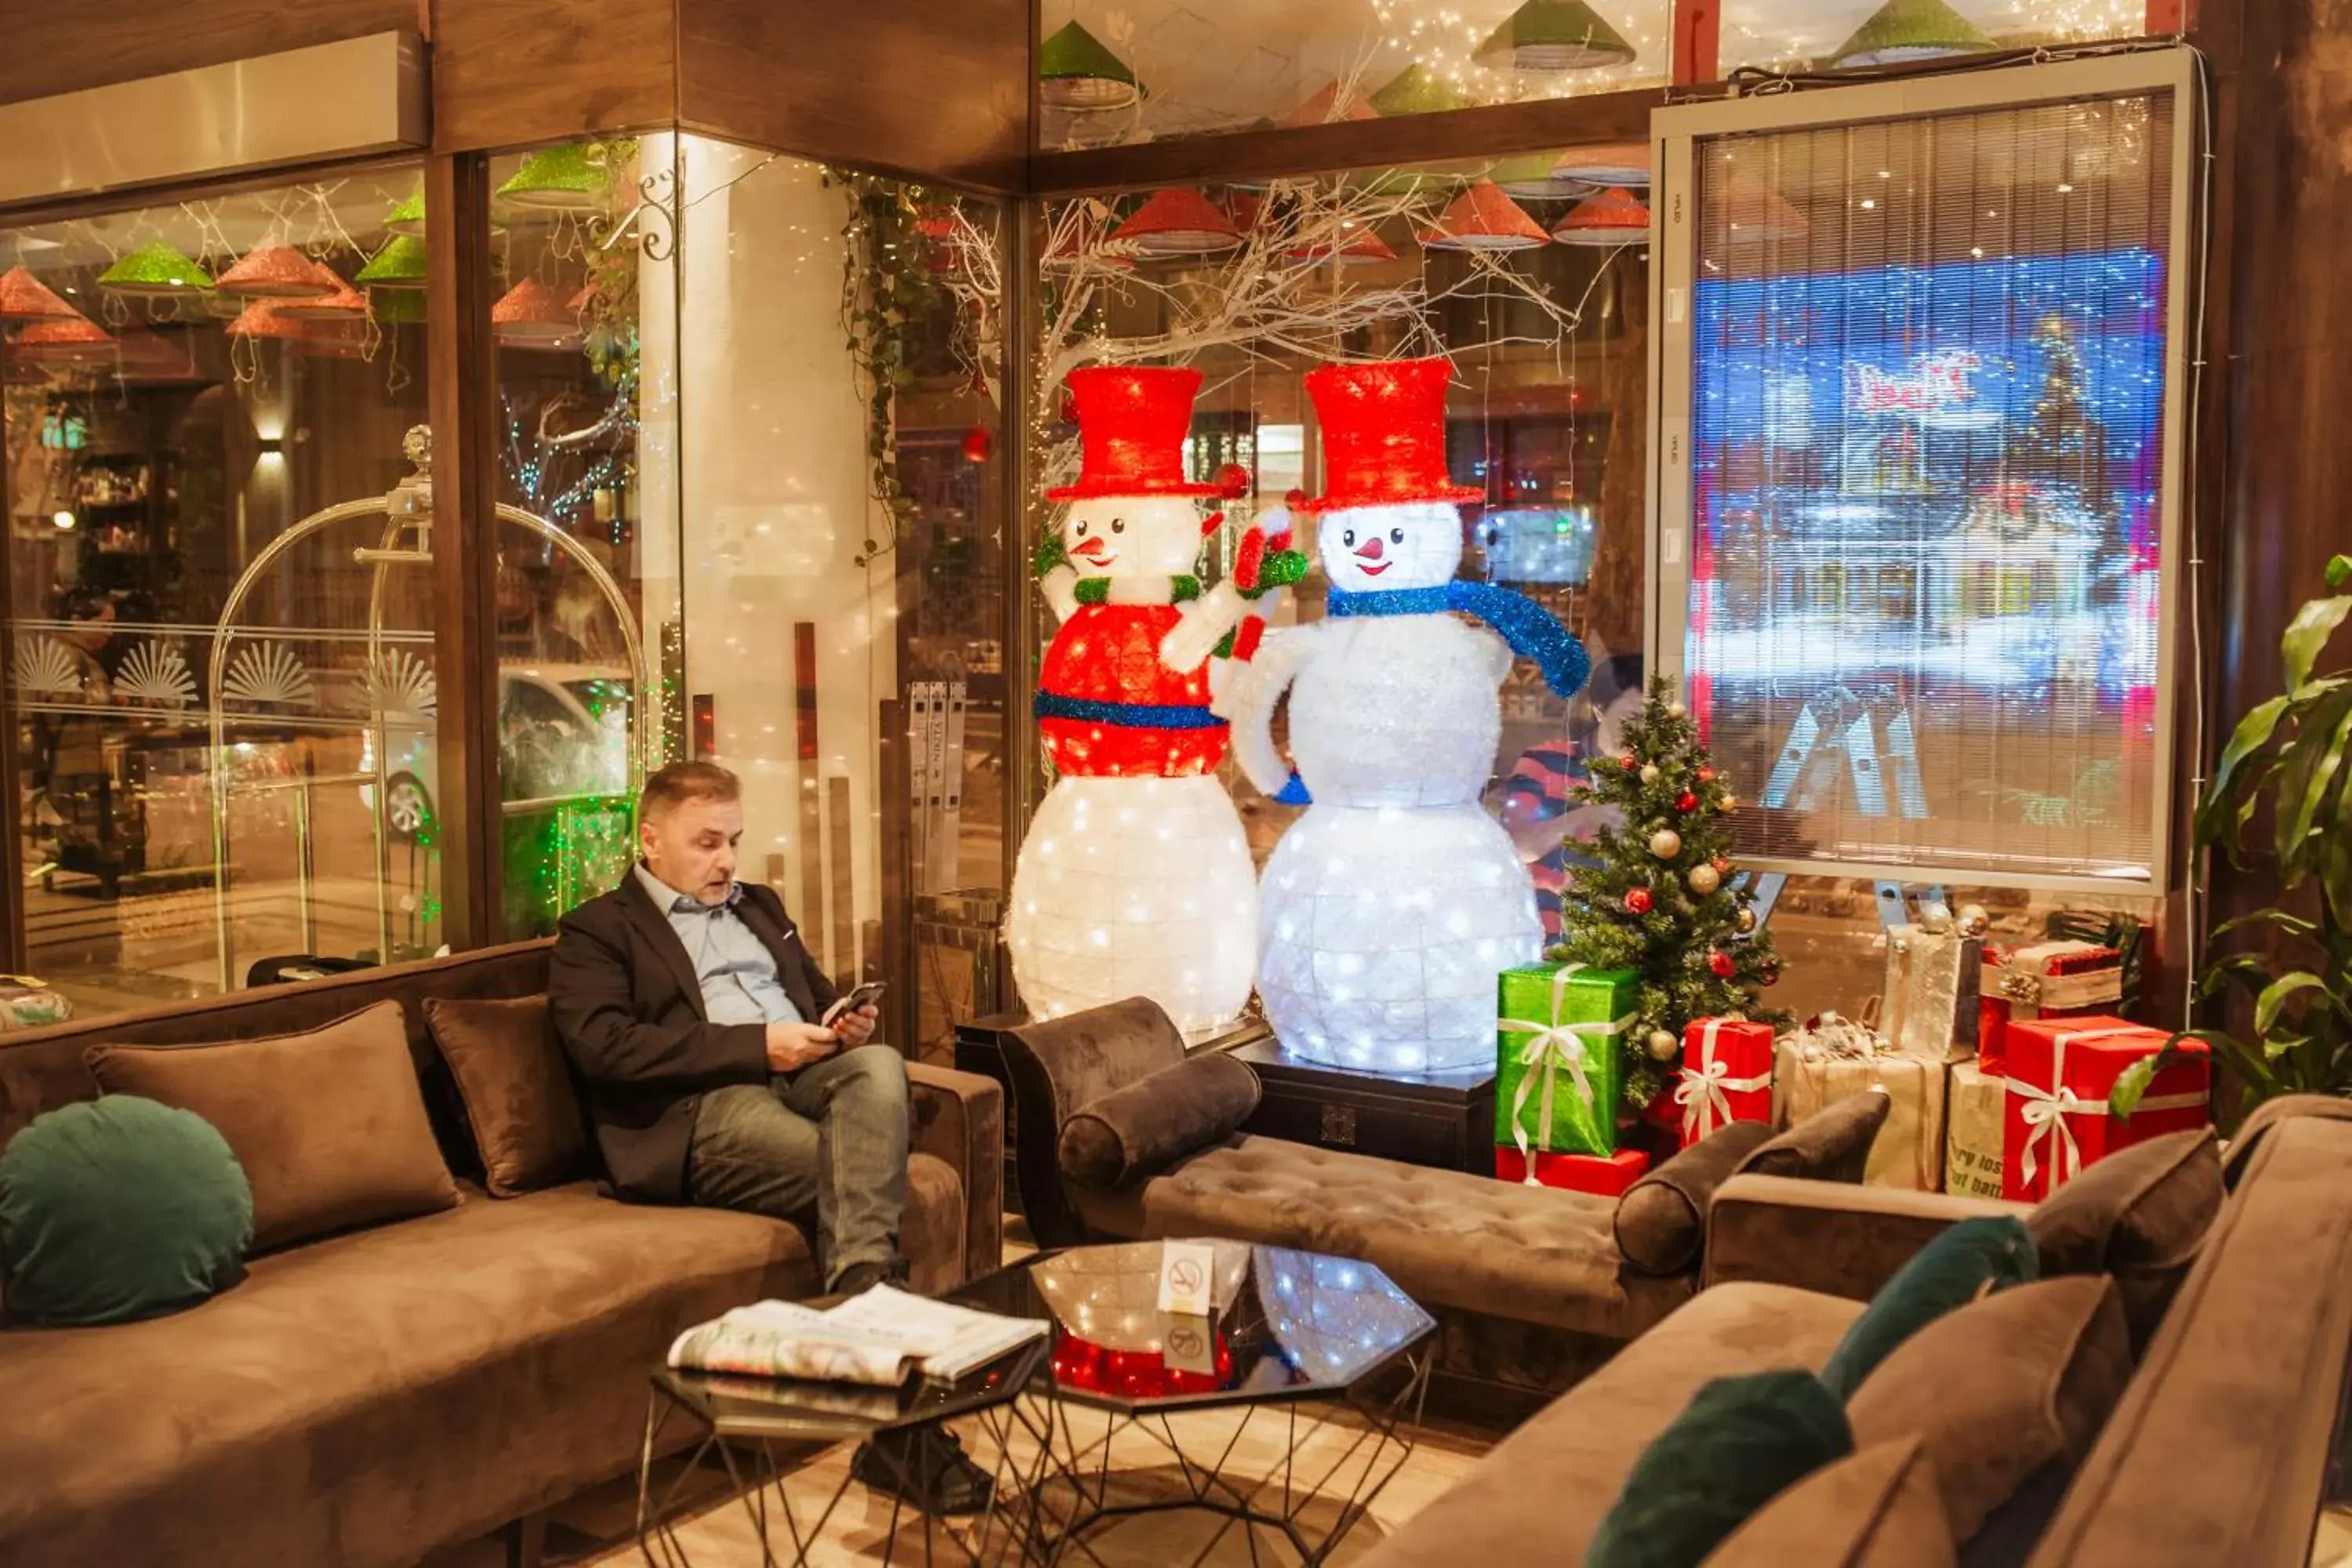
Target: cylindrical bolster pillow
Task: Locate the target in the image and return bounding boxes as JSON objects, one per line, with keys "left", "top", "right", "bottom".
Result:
{"left": 1614, "top": 1120, "right": 1777, "bottom": 1276}
{"left": 1057, "top": 1052, "right": 1262, "bottom": 1189}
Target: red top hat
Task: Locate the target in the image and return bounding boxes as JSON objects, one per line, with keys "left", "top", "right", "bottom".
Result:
{"left": 1047, "top": 366, "right": 1221, "bottom": 501}
{"left": 1299, "top": 358, "right": 1483, "bottom": 513}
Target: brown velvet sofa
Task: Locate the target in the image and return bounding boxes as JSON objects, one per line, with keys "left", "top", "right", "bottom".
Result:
{"left": 0, "top": 940, "right": 1003, "bottom": 1568}
{"left": 997, "top": 999, "right": 1898, "bottom": 1414}
{"left": 1353, "top": 1098, "right": 2352, "bottom": 1568}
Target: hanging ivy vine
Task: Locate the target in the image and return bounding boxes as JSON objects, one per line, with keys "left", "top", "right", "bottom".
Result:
{"left": 822, "top": 169, "right": 942, "bottom": 564}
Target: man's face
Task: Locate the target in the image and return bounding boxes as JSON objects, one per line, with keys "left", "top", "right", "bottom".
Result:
{"left": 641, "top": 794, "right": 743, "bottom": 904}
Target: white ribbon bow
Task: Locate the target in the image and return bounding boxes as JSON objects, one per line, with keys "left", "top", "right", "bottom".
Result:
{"left": 2011, "top": 1025, "right": 2205, "bottom": 1196}
{"left": 1500, "top": 964, "right": 1632, "bottom": 1185}
{"left": 1675, "top": 1018, "right": 1774, "bottom": 1144}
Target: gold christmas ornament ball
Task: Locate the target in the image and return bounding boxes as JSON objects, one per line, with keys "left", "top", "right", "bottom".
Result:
{"left": 1646, "top": 1027, "right": 1680, "bottom": 1060}
{"left": 1649, "top": 828, "right": 1682, "bottom": 860}
{"left": 1639, "top": 763, "right": 1661, "bottom": 786}
{"left": 1957, "top": 902, "right": 1991, "bottom": 938}
{"left": 1687, "top": 863, "right": 1722, "bottom": 895}
{"left": 1667, "top": 700, "right": 1686, "bottom": 719}
{"left": 1736, "top": 906, "right": 1757, "bottom": 933}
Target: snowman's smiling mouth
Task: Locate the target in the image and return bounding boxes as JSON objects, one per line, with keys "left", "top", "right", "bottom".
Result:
{"left": 1072, "top": 538, "right": 1118, "bottom": 567}
{"left": 1355, "top": 559, "right": 1390, "bottom": 576}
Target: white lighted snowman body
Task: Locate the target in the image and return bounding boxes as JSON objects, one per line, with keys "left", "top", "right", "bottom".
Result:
{"left": 1005, "top": 482, "right": 1263, "bottom": 1039}
{"left": 1229, "top": 501, "right": 1546, "bottom": 1073}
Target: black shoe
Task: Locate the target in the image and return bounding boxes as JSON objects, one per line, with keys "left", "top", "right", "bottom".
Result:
{"left": 853, "top": 1425, "right": 993, "bottom": 1516}
{"left": 830, "top": 1261, "right": 891, "bottom": 1298}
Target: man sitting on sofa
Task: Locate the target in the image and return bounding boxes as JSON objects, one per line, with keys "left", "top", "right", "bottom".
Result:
{"left": 550, "top": 760, "right": 987, "bottom": 1511}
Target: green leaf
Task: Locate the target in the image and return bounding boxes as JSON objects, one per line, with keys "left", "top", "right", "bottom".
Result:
{"left": 2263, "top": 1030, "right": 2313, "bottom": 1062}
{"left": 2274, "top": 685, "right": 2352, "bottom": 871}
{"left": 2328, "top": 554, "right": 2352, "bottom": 591}
{"left": 2281, "top": 593, "right": 2352, "bottom": 692}
{"left": 2254, "top": 971, "right": 2329, "bottom": 1034}
{"left": 2198, "top": 694, "right": 2292, "bottom": 848}
{"left": 2209, "top": 907, "right": 2321, "bottom": 943}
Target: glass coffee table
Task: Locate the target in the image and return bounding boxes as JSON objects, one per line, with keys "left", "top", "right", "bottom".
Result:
{"left": 634, "top": 1330, "right": 1051, "bottom": 1566}
{"left": 951, "top": 1239, "right": 1437, "bottom": 1566}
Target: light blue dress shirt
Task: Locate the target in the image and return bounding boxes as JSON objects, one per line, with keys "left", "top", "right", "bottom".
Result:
{"left": 633, "top": 864, "right": 804, "bottom": 1027}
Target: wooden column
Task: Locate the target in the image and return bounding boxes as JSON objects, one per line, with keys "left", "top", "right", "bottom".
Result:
{"left": 426, "top": 151, "right": 504, "bottom": 949}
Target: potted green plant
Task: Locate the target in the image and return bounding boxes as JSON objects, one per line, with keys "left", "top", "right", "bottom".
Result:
{"left": 2117, "top": 553, "right": 2352, "bottom": 1116}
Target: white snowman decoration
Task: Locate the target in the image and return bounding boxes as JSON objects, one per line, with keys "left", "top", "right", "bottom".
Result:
{"left": 1007, "top": 366, "right": 1294, "bottom": 1038}
{"left": 1226, "top": 358, "right": 1591, "bottom": 1073}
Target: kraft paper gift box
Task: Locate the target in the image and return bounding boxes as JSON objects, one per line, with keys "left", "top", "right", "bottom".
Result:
{"left": 1673, "top": 1018, "right": 1776, "bottom": 1149}
{"left": 1944, "top": 1060, "right": 2007, "bottom": 1199}
{"left": 1977, "top": 940, "right": 2122, "bottom": 1075}
{"left": 1773, "top": 1015, "right": 1947, "bottom": 1191}
{"left": 1494, "top": 1145, "right": 1650, "bottom": 1196}
{"left": 1495, "top": 963, "right": 1637, "bottom": 1162}
{"left": 2000, "top": 1015, "right": 2211, "bottom": 1203}
{"left": 1879, "top": 920, "right": 1982, "bottom": 1063}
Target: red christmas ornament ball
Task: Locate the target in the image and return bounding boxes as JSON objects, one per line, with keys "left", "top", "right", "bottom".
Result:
{"left": 1214, "top": 462, "right": 1251, "bottom": 499}
{"left": 1676, "top": 790, "right": 1699, "bottom": 811}
{"left": 1621, "top": 754, "right": 1640, "bottom": 772}
{"left": 1711, "top": 855, "right": 1731, "bottom": 874}
{"left": 1697, "top": 766, "right": 1716, "bottom": 784}
{"left": 1708, "top": 949, "right": 1737, "bottom": 978}
{"left": 1624, "top": 887, "right": 1653, "bottom": 915}
{"left": 960, "top": 426, "right": 993, "bottom": 464}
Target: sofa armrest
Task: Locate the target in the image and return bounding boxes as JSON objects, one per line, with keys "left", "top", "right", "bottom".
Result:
{"left": 908, "top": 1062, "right": 1003, "bottom": 1287}
{"left": 1704, "top": 1174, "right": 2030, "bottom": 1301}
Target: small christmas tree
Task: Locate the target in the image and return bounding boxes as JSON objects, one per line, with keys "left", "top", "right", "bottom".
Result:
{"left": 1551, "top": 677, "right": 1786, "bottom": 1105}
{"left": 2013, "top": 314, "right": 2109, "bottom": 511}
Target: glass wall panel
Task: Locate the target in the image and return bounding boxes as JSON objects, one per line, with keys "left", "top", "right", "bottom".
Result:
{"left": 1719, "top": 0, "right": 2146, "bottom": 78}
{"left": 488, "top": 135, "right": 1006, "bottom": 1059}
{"left": 1039, "top": 0, "right": 1671, "bottom": 150}
{"left": 2, "top": 168, "right": 432, "bottom": 1015}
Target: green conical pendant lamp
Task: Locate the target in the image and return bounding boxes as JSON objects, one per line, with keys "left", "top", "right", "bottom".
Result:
{"left": 1829, "top": 0, "right": 1994, "bottom": 67}
{"left": 1040, "top": 20, "right": 1141, "bottom": 111}
{"left": 495, "top": 143, "right": 608, "bottom": 214}
{"left": 1474, "top": 0, "right": 1637, "bottom": 71}
{"left": 97, "top": 239, "right": 214, "bottom": 297}
{"left": 356, "top": 234, "right": 428, "bottom": 289}
{"left": 1490, "top": 151, "right": 1596, "bottom": 201}
{"left": 383, "top": 184, "right": 427, "bottom": 237}
{"left": 1370, "top": 62, "right": 1468, "bottom": 117}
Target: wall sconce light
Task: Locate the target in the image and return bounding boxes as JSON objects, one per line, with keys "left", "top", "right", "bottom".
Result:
{"left": 50, "top": 510, "right": 74, "bottom": 531}
{"left": 256, "top": 437, "right": 284, "bottom": 455}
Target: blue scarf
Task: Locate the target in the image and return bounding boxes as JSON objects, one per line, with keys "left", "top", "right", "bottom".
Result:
{"left": 1327, "top": 581, "right": 1592, "bottom": 698}
{"left": 1265, "top": 582, "right": 1592, "bottom": 807}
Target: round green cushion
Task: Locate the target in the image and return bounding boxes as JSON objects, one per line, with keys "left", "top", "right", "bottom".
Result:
{"left": 0, "top": 1095, "right": 254, "bottom": 1326}
{"left": 1818, "top": 1214, "right": 2038, "bottom": 1400}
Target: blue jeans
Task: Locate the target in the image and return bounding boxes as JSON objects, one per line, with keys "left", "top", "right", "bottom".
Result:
{"left": 687, "top": 1044, "right": 909, "bottom": 1289}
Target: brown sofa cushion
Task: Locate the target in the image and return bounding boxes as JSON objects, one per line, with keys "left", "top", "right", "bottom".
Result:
{"left": 1617, "top": 1120, "right": 1776, "bottom": 1276}
{"left": 423, "top": 996, "right": 588, "bottom": 1196}
{"left": 1846, "top": 1274, "right": 2132, "bottom": 1539}
{"left": 85, "top": 1000, "right": 459, "bottom": 1252}
{"left": 1701, "top": 1437, "right": 1955, "bottom": 1567}
{"left": 2028, "top": 1127, "right": 2220, "bottom": 1349}
{"left": 1058, "top": 1051, "right": 1261, "bottom": 1189}
{"left": 1739, "top": 1091, "right": 1890, "bottom": 1184}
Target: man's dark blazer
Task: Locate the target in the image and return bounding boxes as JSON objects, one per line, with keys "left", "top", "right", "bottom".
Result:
{"left": 549, "top": 872, "right": 841, "bottom": 1202}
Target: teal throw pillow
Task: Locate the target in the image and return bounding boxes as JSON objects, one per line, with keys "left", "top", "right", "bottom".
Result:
{"left": 1584, "top": 1369, "right": 1854, "bottom": 1568}
{"left": 0, "top": 1095, "right": 254, "bottom": 1327}
{"left": 1817, "top": 1215, "right": 2038, "bottom": 1400}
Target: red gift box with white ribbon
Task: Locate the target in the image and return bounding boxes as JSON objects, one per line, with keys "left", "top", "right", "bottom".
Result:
{"left": 1999, "top": 1015, "right": 2209, "bottom": 1202}
{"left": 1494, "top": 1145, "right": 1650, "bottom": 1196}
{"left": 1978, "top": 941, "right": 2123, "bottom": 1076}
{"left": 1673, "top": 1018, "right": 1777, "bottom": 1149}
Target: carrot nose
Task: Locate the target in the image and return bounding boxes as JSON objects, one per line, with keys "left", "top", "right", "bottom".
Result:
{"left": 1355, "top": 536, "right": 1385, "bottom": 561}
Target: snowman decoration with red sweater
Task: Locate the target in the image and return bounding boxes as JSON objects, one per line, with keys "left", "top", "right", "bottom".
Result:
{"left": 1228, "top": 358, "right": 1592, "bottom": 1073}
{"left": 1007, "top": 366, "right": 1300, "bottom": 1036}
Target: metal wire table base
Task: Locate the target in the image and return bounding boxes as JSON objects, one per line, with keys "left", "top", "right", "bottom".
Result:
{"left": 964, "top": 1345, "right": 1434, "bottom": 1568}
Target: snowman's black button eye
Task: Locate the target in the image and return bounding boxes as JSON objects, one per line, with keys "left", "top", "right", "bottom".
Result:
{"left": 1111, "top": 517, "right": 1126, "bottom": 533}
{"left": 1390, "top": 527, "right": 1405, "bottom": 544}
{"left": 1074, "top": 521, "right": 1088, "bottom": 537}
{"left": 1342, "top": 529, "right": 1356, "bottom": 546}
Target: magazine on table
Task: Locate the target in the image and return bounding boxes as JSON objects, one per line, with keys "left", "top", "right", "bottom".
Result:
{"left": 666, "top": 1287, "right": 1047, "bottom": 1388}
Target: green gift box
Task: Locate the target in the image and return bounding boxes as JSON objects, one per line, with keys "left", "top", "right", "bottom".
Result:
{"left": 1495, "top": 962, "right": 1638, "bottom": 1159}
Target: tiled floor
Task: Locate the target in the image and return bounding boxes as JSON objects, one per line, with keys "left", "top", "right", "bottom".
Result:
{"left": 426, "top": 1403, "right": 1491, "bottom": 1568}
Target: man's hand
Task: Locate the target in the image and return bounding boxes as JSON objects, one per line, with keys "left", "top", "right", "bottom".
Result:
{"left": 765, "top": 1021, "right": 840, "bottom": 1073}
{"left": 832, "top": 1004, "right": 879, "bottom": 1048}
